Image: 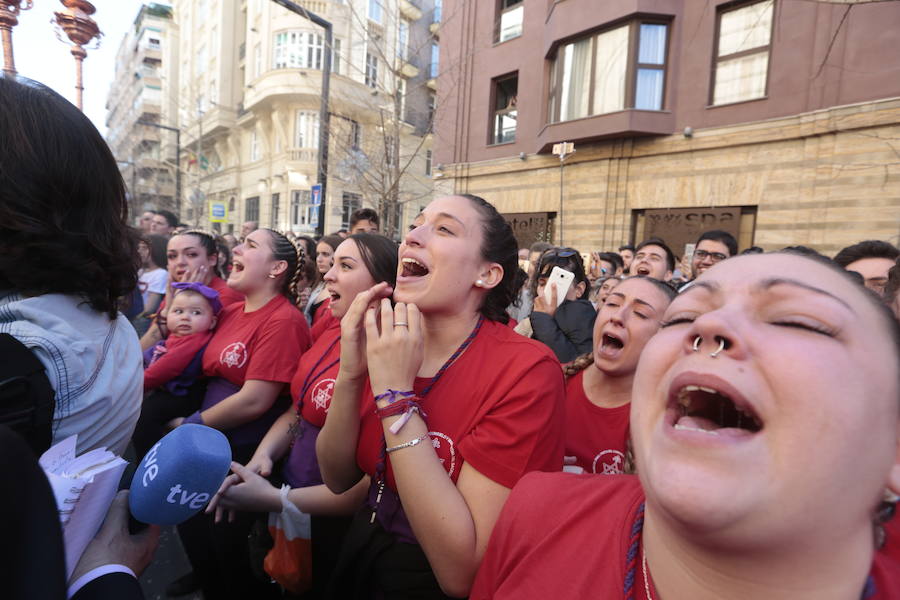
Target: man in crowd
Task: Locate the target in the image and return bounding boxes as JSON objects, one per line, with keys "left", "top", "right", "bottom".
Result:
{"left": 618, "top": 244, "right": 635, "bottom": 275}
{"left": 138, "top": 211, "right": 155, "bottom": 234}
{"left": 631, "top": 237, "right": 675, "bottom": 281}
{"left": 349, "top": 208, "right": 380, "bottom": 234}
{"left": 833, "top": 240, "right": 900, "bottom": 295}
{"left": 149, "top": 210, "right": 178, "bottom": 236}
{"left": 240, "top": 220, "right": 258, "bottom": 241}
{"left": 687, "top": 230, "right": 738, "bottom": 282}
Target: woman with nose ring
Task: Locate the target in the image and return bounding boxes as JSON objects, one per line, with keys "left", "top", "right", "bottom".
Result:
{"left": 472, "top": 252, "right": 900, "bottom": 599}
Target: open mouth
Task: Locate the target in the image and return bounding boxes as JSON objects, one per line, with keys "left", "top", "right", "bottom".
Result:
{"left": 401, "top": 257, "right": 429, "bottom": 278}
{"left": 327, "top": 287, "right": 341, "bottom": 302}
{"left": 232, "top": 260, "right": 244, "bottom": 272}
{"left": 634, "top": 265, "right": 651, "bottom": 276}
{"left": 671, "top": 385, "right": 762, "bottom": 436}
{"left": 598, "top": 332, "right": 625, "bottom": 358}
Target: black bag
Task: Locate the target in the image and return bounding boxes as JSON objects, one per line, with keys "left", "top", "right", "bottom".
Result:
{"left": 0, "top": 333, "right": 55, "bottom": 456}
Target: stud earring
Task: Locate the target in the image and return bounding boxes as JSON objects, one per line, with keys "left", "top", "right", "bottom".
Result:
{"left": 267, "top": 274, "right": 276, "bottom": 279}
{"left": 476, "top": 279, "right": 484, "bottom": 287}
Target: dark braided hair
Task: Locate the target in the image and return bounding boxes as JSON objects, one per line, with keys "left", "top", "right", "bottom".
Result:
{"left": 459, "top": 194, "right": 518, "bottom": 324}
{"left": 263, "top": 228, "right": 305, "bottom": 308}
{"left": 563, "top": 352, "right": 594, "bottom": 378}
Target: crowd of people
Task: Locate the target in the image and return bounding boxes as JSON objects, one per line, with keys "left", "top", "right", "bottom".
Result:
{"left": 3, "top": 74, "right": 900, "bottom": 600}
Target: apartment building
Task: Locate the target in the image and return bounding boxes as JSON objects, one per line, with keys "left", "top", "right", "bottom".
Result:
{"left": 172, "top": 0, "right": 438, "bottom": 237}
{"left": 106, "top": 4, "right": 180, "bottom": 219}
{"left": 435, "top": 0, "right": 900, "bottom": 255}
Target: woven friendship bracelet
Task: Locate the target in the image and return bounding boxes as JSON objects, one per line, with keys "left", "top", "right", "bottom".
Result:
{"left": 374, "top": 389, "right": 416, "bottom": 405}
{"left": 385, "top": 432, "right": 430, "bottom": 453}
{"left": 377, "top": 400, "right": 426, "bottom": 434}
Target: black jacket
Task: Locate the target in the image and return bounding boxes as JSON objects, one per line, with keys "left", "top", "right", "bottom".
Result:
{"left": 530, "top": 299, "right": 597, "bottom": 363}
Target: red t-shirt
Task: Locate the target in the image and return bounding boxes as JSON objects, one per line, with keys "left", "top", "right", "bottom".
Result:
{"left": 158, "top": 275, "right": 243, "bottom": 313}
{"left": 289, "top": 318, "right": 341, "bottom": 428}
{"left": 202, "top": 295, "right": 311, "bottom": 387}
{"left": 310, "top": 299, "right": 339, "bottom": 343}
{"left": 563, "top": 370, "right": 630, "bottom": 475}
{"left": 356, "top": 319, "right": 566, "bottom": 490}
{"left": 143, "top": 331, "right": 213, "bottom": 391}
{"left": 472, "top": 473, "right": 900, "bottom": 599}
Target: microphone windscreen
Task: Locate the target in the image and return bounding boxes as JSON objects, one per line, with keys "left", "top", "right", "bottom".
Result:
{"left": 129, "top": 424, "right": 232, "bottom": 525}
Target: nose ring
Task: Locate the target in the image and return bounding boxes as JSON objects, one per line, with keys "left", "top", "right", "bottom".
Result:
{"left": 692, "top": 335, "right": 727, "bottom": 358}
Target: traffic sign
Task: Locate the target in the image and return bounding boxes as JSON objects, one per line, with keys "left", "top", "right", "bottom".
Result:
{"left": 209, "top": 201, "right": 227, "bottom": 223}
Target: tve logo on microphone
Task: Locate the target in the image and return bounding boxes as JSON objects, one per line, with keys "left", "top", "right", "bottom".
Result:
{"left": 129, "top": 424, "right": 232, "bottom": 525}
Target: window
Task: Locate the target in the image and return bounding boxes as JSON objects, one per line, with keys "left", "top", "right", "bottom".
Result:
{"left": 254, "top": 43, "right": 262, "bottom": 77}
{"left": 427, "top": 92, "right": 435, "bottom": 129}
{"left": 397, "top": 20, "right": 409, "bottom": 60}
{"left": 365, "top": 52, "right": 378, "bottom": 88}
{"left": 250, "top": 130, "right": 260, "bottom": 161}
{"left": 209, "top": 80, "right": 217, "bottom": 105}
{"left": 332, "top": 38, "right": 342, "bottom": 74}
{"left": 712, "top": 0, "right": 774, "bottom": 105}
{"left": 368, "top": 0, "right": 383, "bottom": 23}
{"left": 349, "top": 119, "right": 361, "bottom": 149}
{"left": 229, "top": 196, "right": 236, "bottom": 211}
{"left": 273, "top": 31, "right": 324, "bottom": 69}
{"left": 196, "top": 45, "right": 207, "bottom": 74}
{"left": 397, "top": 78, "right": 407, "bottom": 119}
{"left": 497, "top": 0, "right": 523, "bottom": 43}
{"left": 148, "top": 37, "right": 161, "bottom": 49}
{"left": 271, "top": 193, "right": 280, "bottom": 227}
{"left": 294, "top": 111, "right": 320, "bottom": 148}
{"left": 245, "top": 196, "right": 260, "bottom": 222}
{"left": 548, "top": 20, "right": 669, "bottom": 123}
{"left": 385, "top": 136, "right": 397, "bottom": 168}
{"left": 492, "top": 73, "right": 517, "bottom": 144}
{"left": 425, "top": 149, "right": 432, "bottom": 176}
{"left": 291, "top": 190, "right": 316, "bottom": 227}
{"left": 433, "top": 0, "right": 442, "bottom": 23}
{"left": 429, "top": 43, "right": 439, "bottom": 78}
{"left": 341, "top": 192, "right": 362, "bottom": 229}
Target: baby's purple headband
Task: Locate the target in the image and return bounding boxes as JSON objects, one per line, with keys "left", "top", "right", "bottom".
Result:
{"left": 171, "top": 282, "right": 223, "bottom": 314}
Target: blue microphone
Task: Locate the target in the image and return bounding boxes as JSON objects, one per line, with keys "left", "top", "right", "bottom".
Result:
{"left": 129, "top": 424, "right": 232, "bottom": 526}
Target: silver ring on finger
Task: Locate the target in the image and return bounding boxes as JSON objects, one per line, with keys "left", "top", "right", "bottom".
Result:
{"left": 394, "top": 322, "right": 409, "bottom": 327}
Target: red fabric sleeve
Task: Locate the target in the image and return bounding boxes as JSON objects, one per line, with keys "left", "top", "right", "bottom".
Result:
{"left": 244, "top": 317, "right": 311, "bottom": 383}
{"left": 458, "top": 355, "right": 566, "bottom": 489}
{"left": 143, "top": 333, "right": 211, "bottom": 391}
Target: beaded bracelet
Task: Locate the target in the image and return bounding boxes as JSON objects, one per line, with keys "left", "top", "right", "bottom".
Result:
{"left": 377, "top": 399, "right": 426, "bottom": 434}
{"left": 385, "top": 432, "right": 430, "bottom": 453}
{"left": 374, "top": 389, "right": 416, "bottom": 405}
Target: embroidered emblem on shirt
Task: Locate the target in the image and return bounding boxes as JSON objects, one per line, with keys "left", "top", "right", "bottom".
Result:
{"left": 220, "top": 342, "right": 248, "bottom": 369}
{"left": 310, "top": 378, "right": 335, "bottom": 412}
{"left": 428, "top": 431, "right": 457, "bottom": 478}
{"left": 592, "top": 449, "right": 625, "bottom": 475}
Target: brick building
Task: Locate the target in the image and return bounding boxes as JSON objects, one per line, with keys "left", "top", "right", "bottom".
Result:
{"left": 433, "top": 0, "right": 900, "bottom": 256}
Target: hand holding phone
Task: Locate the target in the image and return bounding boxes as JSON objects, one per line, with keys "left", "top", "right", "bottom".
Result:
{"left": 544, "top": 266, "right": 575, "bottom": 307}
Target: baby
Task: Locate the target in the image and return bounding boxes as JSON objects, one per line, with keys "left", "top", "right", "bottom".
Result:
{"left": 133, "top": 282, "right": 221, "bottom": 456}
{"left": 143, "top": 282, "right": 221, "bottom": 393}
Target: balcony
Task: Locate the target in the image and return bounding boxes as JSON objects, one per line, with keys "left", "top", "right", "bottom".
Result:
{"left": 287, "top": 147, "right": 317, "bottom": 163}
{"left": 399, "top": 0, "right": 422, "bottom": 21}
{"left": 398, "top": 54, "right": 420, "bottom": 79}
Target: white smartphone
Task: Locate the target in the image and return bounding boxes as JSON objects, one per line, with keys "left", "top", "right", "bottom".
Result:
{"left": 544, "top": 266, "right": 575, "bottom": 307}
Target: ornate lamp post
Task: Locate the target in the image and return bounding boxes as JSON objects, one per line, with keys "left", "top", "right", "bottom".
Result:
{"left": 54, "top": 0, "right": 101, "bottom": 111}
{"left": 0, "top": 1, "right": 33, "bottom": 76}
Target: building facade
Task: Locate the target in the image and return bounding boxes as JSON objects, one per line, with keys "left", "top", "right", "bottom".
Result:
{"left": 169, "top": 0, "right": 438, "bottom": 237}
{"left": 106, "top": 4, "right": 180, "bottom": 219}
{"left": 435, "top": 0, "right": 900, "bottom": 256}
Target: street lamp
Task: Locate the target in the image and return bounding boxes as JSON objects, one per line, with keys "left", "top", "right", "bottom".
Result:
{"left": 552, "top": 142, "right": 575, "bottom": 245}
{"left": 53, "top": 0, "right": 102, "bottom": 111}
{"left": 269, "top": 0, "right": 331, "bottom": 237}
{"left": 137, "top": 120, "right": 182, "bottom": 216}
{"left": 0, "top": 1, "right": 32, "bottom": 76}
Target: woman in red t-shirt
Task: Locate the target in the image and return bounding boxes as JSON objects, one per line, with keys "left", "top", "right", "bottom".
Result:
{"left": 175, "top": 228, "right": 311, "bottom": 600}
{"left": 561, "top": 276, "right": 675, "bottom": 475}
{"left": 471, "top": 252, "right": 900, "bottom": 599}
{"left": 139, "top": 229, "right": 243, "bottom": 351}
{"left": 317, "top": 194, "right": 566, "bottom": 598}
{"left": 207, "top": 233, "right": 399, "bottom": 595}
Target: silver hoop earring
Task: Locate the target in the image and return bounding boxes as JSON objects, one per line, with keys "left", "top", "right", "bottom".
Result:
{"left": 692, "top": 336, "right": 702, "bottom": 352}
{"left": 709, "top": 337, "right": 726, "bottom": 358}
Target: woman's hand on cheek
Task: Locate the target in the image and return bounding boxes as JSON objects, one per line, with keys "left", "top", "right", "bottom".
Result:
{"left": 365, "top": 299, "right": 423, "bottom": 396}
{"left": 339, "top": 282, "right": 393, "bottom": 381}
{"left": 184, "top": 264, "right": 212, "bottom": 285}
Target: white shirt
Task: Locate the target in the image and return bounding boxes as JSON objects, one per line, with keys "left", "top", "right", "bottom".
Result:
{"left": 137, "top": 267, "right": 168, "bottom": 307}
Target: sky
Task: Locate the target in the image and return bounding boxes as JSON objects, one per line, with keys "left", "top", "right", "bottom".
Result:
{"left": 10, "top": 1, "right": 156, "bottom": 136}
